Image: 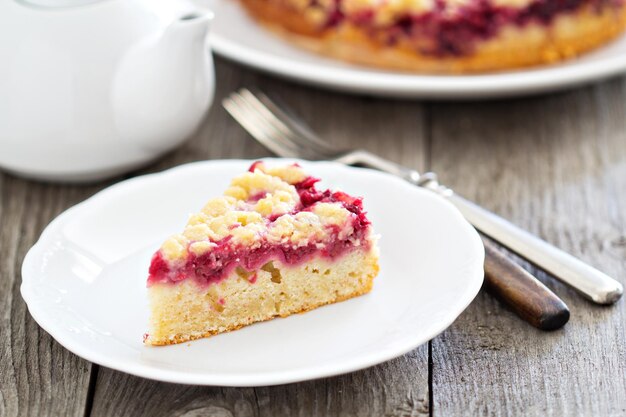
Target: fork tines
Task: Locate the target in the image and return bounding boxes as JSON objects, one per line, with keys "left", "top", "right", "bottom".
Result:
{"left": 222, "top": 88, "right": 338, "bottom": 160}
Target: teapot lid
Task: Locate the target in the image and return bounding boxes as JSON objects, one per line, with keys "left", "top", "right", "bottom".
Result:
{"left": 17, "top": 0, "right": 107, "bottom": 8}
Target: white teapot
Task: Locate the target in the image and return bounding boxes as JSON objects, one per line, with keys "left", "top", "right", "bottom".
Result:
{"left": 0, "top": 0, "right": 214, "bottom": 182}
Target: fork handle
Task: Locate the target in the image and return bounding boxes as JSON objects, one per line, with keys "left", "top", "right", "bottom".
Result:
{"left": 336, "top": 150, "right": 622, "bottom": 304}
{"left": 482, "top": 237, "right": 570, "bottom": 330}
{"left": 449, "top": 193, "right": 623, "bottom": 304}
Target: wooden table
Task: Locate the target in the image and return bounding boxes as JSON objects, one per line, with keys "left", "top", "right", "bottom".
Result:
{"left": 2, "top": 58, "right": 625, "bottom": 417}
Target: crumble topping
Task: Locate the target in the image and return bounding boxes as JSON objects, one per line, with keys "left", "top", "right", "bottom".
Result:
{"left": 251, "top": 161, "right": 308, "bottom": 184}
{"left": 298, "top": 0, "right": 562, "bottom": 20}
{"left": 159, "top": 163, "right": 360, "bottom": 262}
{"left": 201, "top": 196, "right": 237, "bottom": 217}
{"left": 161, "top": 234, "right": 189, "bottom": 263}
{"left": 254, "top": 190, "right": 297, "bottom": 217}
{"left": 267, "top": 211, "right": 326, "bottom": 246}
{"left": 343, "top": 0, "right": 437, "bottom": 23}
{"left": 225, "top": 171, "right": 299, "bottom": 202}
{"left": 311, "top": 202, "right": 351, "bottom": 226}
{"left": 189, "top": 241, "right": 217, "bottom": 256}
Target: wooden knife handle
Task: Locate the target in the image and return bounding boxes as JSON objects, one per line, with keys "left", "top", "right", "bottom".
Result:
{"left": 482, "top": 237, "right": 570, "bottom": 330}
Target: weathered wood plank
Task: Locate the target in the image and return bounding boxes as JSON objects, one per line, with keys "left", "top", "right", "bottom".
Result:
{"left": 91, "top": 348, "right": 427, "bottom": 417}
{"left": 88, "top": 57, "right": 430, "bottom": 417}
{"left": 429, "top": 79, "right": 626, "bottom": 416}
{"left": 0, "top": 177, "right": 105, "bottom": 417}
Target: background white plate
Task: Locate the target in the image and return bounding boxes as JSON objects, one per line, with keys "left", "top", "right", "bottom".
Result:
{"left": 21, "top": 160, "right": 484, "bottom": 386}
{"left": 207, "top": 0, "right": 626, "bottom": 99}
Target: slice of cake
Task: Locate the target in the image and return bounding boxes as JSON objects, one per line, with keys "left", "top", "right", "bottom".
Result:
{"left": 144, "top": 162, "right": 380, "bottom": 346}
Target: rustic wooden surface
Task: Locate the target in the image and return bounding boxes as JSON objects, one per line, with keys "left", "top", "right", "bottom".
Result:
{"left": 1, "top": 57, "right": 624, "bottom": 417}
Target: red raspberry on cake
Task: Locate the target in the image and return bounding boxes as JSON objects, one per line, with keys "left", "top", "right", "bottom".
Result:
{"left": 237, "top": 0, "right": 626, "bottom": 72}
{"left": 145, "top": 162, "right": 380, "bottom": 346}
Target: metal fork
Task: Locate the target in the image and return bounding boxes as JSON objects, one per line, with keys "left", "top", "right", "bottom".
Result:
{"left": 223, "top": 88, "right": 623, "bottom": 305}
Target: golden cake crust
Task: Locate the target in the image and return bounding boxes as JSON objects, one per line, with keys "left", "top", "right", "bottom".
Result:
{"left": 239, "top": 0, "right": 626, "bottom": 73}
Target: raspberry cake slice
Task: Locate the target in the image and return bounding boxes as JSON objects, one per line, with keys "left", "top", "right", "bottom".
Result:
{"left": 145, "top": 162, "right": 379, "bottom": 346}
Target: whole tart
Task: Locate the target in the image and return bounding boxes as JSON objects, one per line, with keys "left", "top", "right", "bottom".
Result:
{"left": 145, "top": 162, "right": 380, "bottom": 346}
{"left": 237, "top": 0, "right": 626, "bottom": 73}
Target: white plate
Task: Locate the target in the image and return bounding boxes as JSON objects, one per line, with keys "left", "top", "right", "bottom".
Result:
{"left": 207, "top": 0, "right": 626, "bottom": 99}
{"left": 21, "top": 159, "right": 484, "bottom": 386}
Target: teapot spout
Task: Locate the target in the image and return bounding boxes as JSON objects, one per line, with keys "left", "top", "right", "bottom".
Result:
{"left": 166, "top": 10, "right": 213, "bottom": 44}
